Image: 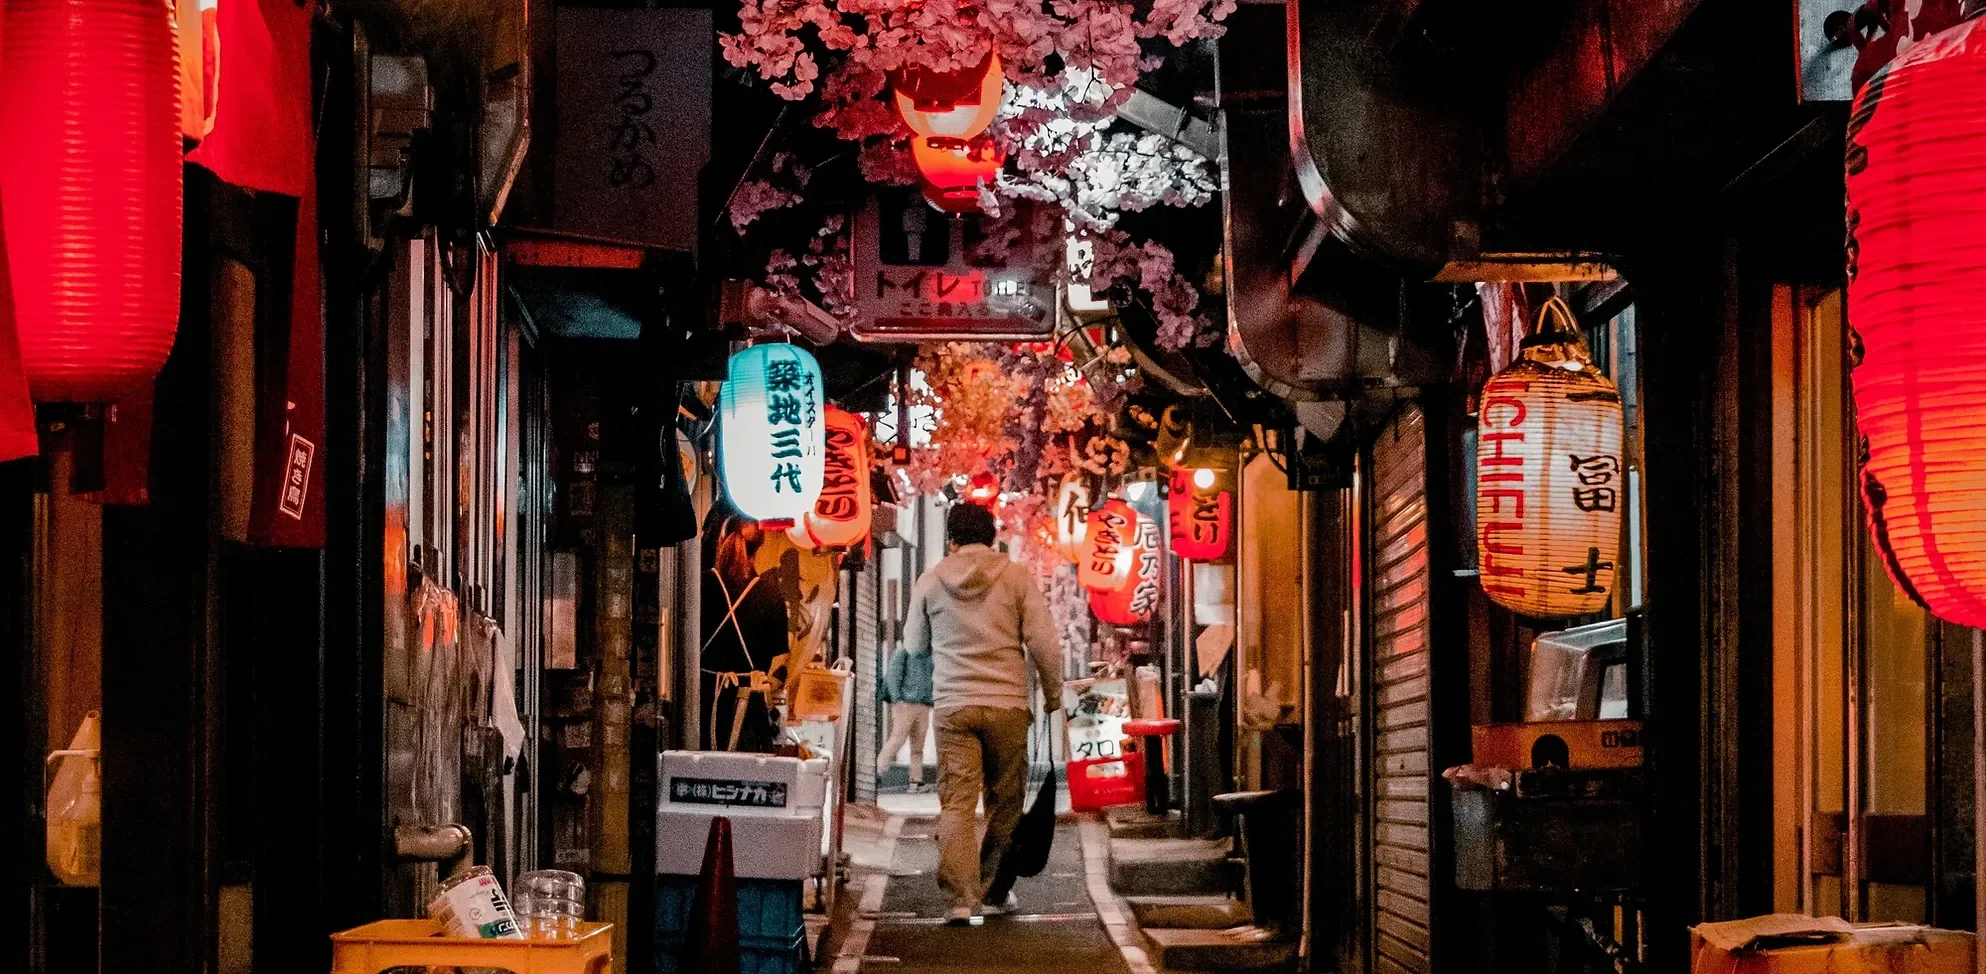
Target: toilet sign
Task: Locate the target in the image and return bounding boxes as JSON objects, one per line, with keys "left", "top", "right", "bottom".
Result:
{"left": 849, "top": 194, "right": 1054, "bottom": 341}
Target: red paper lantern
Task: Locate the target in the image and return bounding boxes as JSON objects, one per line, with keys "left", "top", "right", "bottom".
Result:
{"left": 1474, "top": 297, "right": 1624, "bottom": 618}
{"left": 965, "top": 470, "right": 1000, "bottom": 507}
{"left": 1091, "top": 509, "right": 1160, "bottom": 625}
{"left": 1168, "top": 469, "right": 1232, "bottom": 562}
{"left": 1846, "top": 16, "right": 1986, "bottom": 627}
{"left": 893, "top": 51, "right": 1003, "bottom": 147}
{"left": 1079, "top": 499, "right": 1138, "bottom": 592}
{"left": 0, "top": 0, "right": 183, "bottom": 403}
{"left": 789, "top": 406, "right": 872, "bottom": 549}
{"left": 913, "top": 136, "right": 1003, "bottom": 215}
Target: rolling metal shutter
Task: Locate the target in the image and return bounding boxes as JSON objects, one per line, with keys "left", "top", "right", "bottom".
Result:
{"left": 852, "top": 559, "right": 880, "bottom": 804}
{"left": 1370, "top": 406, "right": 1433, "bottom": 974}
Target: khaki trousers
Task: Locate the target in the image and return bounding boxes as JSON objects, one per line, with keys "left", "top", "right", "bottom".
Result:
{"left": 877, "top": 702, "right": 932, "bottom": 782}
{"left": 934, "top": 705, "right": 1033, "bottom": 909}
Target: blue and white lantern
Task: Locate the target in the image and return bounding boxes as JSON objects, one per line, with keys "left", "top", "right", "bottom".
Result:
{"left": 719, "top": 344, "right": 826, "bottom": 523}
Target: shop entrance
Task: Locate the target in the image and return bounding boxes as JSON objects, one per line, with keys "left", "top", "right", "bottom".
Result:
{"left": 1773, "top": 285, "right": 1934, "bottom": 923}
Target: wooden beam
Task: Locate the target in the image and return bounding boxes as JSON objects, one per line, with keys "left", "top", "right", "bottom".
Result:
{"left": 504, "top": 236, "right": 646, "bottom": 270}
{"left": 1431, "top": 254, "right": 1620, "bottom": 283}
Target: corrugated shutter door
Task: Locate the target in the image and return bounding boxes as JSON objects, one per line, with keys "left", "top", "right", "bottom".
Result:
{"left": 1371, "top": 406, "right": 1433, "bottom": 974}
{"left": 852, "top": 559, "right": 880, "bottom": 804}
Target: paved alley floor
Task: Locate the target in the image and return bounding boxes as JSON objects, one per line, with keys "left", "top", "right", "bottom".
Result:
{"left": 831, "top": 812, "right": 1148, "bottom": 974}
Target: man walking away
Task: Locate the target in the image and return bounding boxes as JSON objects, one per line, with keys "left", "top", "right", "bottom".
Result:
{"left": 903, "top": 503, "right": 1063, "bottom": 924}
{"left": 877, "top": 642, "right": 934, "bottom": 792}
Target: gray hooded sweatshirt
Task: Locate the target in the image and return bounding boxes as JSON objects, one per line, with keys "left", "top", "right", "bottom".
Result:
{"left": 903, "top": 544, "right": 1063, "bottom": 712}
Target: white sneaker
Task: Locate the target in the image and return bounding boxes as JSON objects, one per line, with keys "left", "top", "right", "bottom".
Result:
{"left": 980, "top": 892, "right": 1018, "bottom": 916}
{"left": 947, "top": 906, "right": 975, "bottom": 925}
{"left": 906, "top": 781, "right": 931, "bottom": 794}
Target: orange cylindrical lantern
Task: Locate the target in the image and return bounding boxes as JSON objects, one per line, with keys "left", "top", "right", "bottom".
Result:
{"left": 1845, "top": 16, "right": 1986, "bottom": 628}
{"left": 1475, "top": 297, "right": 1624, "bottom": 618}
{"left": 1090, "top": 510, "right": 1160, "bottom": 625}
{"left": 1168, "top": 469, "right": 1232, "bottom": 562}
{"left": 1055, "top": 473, "right": 1091, "bottom": 563}
{"left": 913, "top": 136, "right": 1002, "bottom": 214}
{"left": 893, "top": 51, "right": 1003, "bottom": 146}
{"left": 789, "top": 406, "right": 872, "bottom": 549}
{"left": 1079, "top": 499, "right": 1137, "bottom": 592}
{"left": 0, "top": 0, "right": 183, "bottom": 403}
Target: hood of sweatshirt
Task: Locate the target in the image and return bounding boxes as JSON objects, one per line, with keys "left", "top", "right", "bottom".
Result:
{"left": 935, "top": 544, "right": 1007, "bottom": 602}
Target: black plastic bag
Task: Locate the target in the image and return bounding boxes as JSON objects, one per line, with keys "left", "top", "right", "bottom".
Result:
{"left": 983, "top": 723, "right": 1058, "bottom": 902}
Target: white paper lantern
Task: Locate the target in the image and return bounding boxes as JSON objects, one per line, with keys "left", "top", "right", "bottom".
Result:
{"left": 1055, "top": 473, "right": 1091, "bottom": 563}
{"left": 1475, "top": 297, "right": 1624, "bottom": 617}
{"left": 720, "top": 343, "right": 826, "bottom": 524}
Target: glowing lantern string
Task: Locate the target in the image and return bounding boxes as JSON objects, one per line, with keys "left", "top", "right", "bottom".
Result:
{"left": 1168, "top": 469, "right": 1232, "bottom": 562}
{"left": 1474, "top": 296, "right": 1625, "bottom": 618}
{"left": 1079, "top": 498, "right": 1138, "bottom": 592}
{"left": 0, "top": 0, "right": 183, "bottom": 403}
{"left": 1846, "top": 16, "right": 1986, "bottom": 627}
{"left": 719, "top": 344, "right": 825, "bottom": 525}
{"left": 789, "top": 405, "right": 872, "bottom": 549}
{"left": 892, "top": 51, "right": 1003, "bottom": 148}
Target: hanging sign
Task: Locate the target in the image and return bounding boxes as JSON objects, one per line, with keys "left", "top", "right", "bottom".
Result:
{"left": 1168, "top": 469, "right": 1232, "bottom": 562}
{"left": 789, "top": 406, "right": 872, "bottom": 548}
{"left": 1475, "top": 297, "right": 1624, "bottom": 618}
{"left": 849, "top": 195, "right": 1053, "bottom": 342}
{"left": 1055, "top": 473, "right": 1092, "bottom": 563}
{"left": 720, "top": 344, "right": 825, "bottom": 524}
{"left": 1078, "top": 499, "right": 1137, "bottom": 592}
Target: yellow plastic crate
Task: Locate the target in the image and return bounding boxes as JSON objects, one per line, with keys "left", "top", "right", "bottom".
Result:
{"left": 329, "top": 919, "right": 614, "bottom": 974}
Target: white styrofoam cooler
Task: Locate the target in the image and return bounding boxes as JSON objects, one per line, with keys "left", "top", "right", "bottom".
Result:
{"left": 657, "top": 807, "right": 824, "bottom": 879}
{"left": 659, "top": 751, "right": 830, "bottom": 815}
{"left": 656, "top": 751, "right": 831, "bottom": 880}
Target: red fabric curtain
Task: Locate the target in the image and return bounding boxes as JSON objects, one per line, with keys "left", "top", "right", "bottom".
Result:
{"left": 186, "top": 0, "right": 311, "bottom": 196}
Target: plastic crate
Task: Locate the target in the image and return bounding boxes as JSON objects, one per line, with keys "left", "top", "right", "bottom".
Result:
{"left": 654, "top": 874, "right": 808, "bottom": 974}
{"left": 329, "top": 919, "right": 613, "bottom": 974}
{"left": 1068, "top": 751, "right": 1145, "bottom": 812}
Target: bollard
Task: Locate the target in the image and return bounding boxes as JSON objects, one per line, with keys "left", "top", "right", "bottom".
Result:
{"left": 685, "top": 817, "right": 741, "bottom": 974}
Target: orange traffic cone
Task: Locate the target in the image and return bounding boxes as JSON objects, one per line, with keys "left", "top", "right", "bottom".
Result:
{"left": 686, "top": 816, "right": 741, "bottom": 974}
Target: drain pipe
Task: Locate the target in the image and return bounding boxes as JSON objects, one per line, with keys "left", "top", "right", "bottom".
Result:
{"left": 396, "top": 823, "right": 475, "bottom": 880}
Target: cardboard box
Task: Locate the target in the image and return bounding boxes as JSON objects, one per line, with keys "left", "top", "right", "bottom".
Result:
{"left": 1471, "top": 719, "right": 1642, "bottom": 770}
{"left": 1692, "top": 916, "right": 1975, "bottom": 974}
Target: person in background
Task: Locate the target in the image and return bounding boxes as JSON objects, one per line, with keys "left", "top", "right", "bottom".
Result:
{"left": 904, "top": 502, "right": 1063, "bottom": 924}
{"left": 877, "top": 643, "right": 935, "bottom": 792}
{"left": 699, "top": 517, "right": 790, "bottom": 752}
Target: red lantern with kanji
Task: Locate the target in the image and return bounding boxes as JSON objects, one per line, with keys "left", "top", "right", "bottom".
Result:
{"left": 1079, "top": 499, "right": 1137, "bottom": 592}
{"left": 893, "top": 51, "right": 1003, "bottom": 148}
{"left": 1091, "top": 509, "right": 1160, "bottom": 625}
{"left": 1474, "top": 297, "right": 1624, "bottom": 618}
{"left": 789, "top": 406, "right": 872, "bottom": 549}
{"left": 913, "top": 136, "right": 1003, "bottom": 215}
{"left": 1846, "top": 16, "right": 1986, "bottom": 627}
{"left": 1168, "top": 468, "right": 1232, "bottom": 562}
{"left": 0, "top": 0, "right": 184, "bottom": 403}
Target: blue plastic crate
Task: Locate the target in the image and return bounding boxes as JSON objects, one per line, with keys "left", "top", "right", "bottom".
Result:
{"left": 654, "top": 874, "right": 805, "bottom": 946}
{"left": 655, "top": 873, "right": 809, "bottom": 974}
{"left": 656, "top": 930, "right": 808, "bottom": 974}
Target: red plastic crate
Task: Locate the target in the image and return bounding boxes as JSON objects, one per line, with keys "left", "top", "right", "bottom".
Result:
{"left": 1068, "top": 750, "right": 1144, "bottom": 812}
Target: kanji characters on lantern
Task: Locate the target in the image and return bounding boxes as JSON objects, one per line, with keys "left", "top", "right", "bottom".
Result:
{"left": 720, "top": 344, "right": 826, "bottom": 524}
{"left": 1092, "top": 509, "right": 1160, "bottom": 625}
{"left": 790, "top": 406, "right": 873, "bottom": 548}
{"left": 1079, "top": 499, "right": 1138, "bottom": 592}
{"left": 1845, "top": 15, "right": 1986, "bottom": 628}
{"left": 1474, "top": 297, "right": 1625, "bottom": 618}
{"left": 1056, "top": 473, "right": 1092, "bottom": 563}
{"left": 1168, "top": 468, "right": 1232, "bottom": 562}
